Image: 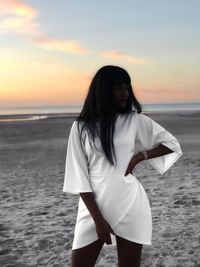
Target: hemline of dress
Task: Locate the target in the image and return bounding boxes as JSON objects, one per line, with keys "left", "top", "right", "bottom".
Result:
{"left": 72, "top": 234, "right": 151, "bottom": 250}
{"left": 114, "top": 232, "right": 152, "bottom": 246}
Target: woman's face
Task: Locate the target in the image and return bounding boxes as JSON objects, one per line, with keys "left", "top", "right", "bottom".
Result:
{"left": 112, "top": 83, "right": 130, "bottom": 109}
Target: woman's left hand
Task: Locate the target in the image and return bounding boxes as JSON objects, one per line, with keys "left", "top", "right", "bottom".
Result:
{"left": 124, "top": 153, "right": 143, "bottom": 176}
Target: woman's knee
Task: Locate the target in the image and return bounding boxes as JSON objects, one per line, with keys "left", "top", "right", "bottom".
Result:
{"left": 71, "top": 239, "right": 104, "bottom": 267}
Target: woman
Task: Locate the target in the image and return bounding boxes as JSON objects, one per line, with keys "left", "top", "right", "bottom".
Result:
{"left": 63, "top": 65, "right": 183, "bottom": 267}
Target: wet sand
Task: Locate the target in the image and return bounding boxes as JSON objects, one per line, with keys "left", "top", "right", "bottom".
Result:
{"left": 0, "top": 111, "right": 200, "bottom": 266}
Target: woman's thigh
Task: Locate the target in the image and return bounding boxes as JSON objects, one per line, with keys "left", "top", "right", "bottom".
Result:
{"left": 71, "top": 239, "right": 104, "bottom": 267}
{"left": 116, "top": 235, "right": 143, "bottom": 267}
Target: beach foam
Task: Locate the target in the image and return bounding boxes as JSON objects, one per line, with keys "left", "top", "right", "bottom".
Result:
{"left": 0, "top": 115, "right": 48, "bottom": 122}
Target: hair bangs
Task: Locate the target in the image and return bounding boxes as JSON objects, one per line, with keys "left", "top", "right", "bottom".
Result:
{"left": 108, "top": 67, "right": 131, "bottom": 87}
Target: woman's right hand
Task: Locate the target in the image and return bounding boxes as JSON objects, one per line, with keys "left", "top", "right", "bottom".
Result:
{"left": 94, "top": 216, "right": 115, "bottom": 245}
{"left": 79, "top": 192, "right": 115, "bottom": 244}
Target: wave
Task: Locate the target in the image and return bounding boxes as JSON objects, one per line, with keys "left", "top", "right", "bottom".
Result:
{"left": 0, "top": 115, "right": 48, "bottom": 122}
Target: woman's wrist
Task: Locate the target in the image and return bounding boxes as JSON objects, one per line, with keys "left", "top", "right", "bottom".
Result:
{"left": 136, "top": 152, "right": 145, "bottom": 162}
{"left": 140, "top": 151, "right": 148, "bottom": 160}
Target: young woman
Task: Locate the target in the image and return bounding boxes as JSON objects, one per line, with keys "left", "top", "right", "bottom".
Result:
{"left": 63, "top": 65, "right": 183, "bottom": 267}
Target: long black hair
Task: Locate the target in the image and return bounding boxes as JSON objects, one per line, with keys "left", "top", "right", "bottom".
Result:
{"left": 76, "top": 65, "right": 142, "bottom": 165}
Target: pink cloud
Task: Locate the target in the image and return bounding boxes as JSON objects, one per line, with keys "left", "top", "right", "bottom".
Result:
{"left": 0, "top": 16, "right": 39, "bottom": 34}
{"left": 31, "top": 35, "right": 89, "bottom": 55}
{"left": 0, "top": 0, "right": 39, "bottom": 33}
{"left": 100, "top": 50, "right": 151, "bottom": 65}
{"left": 0, "top": 0, "right": 89, "bottom": 55}
{"left": 0, "top": 0, "right": 38, "bottom": 17}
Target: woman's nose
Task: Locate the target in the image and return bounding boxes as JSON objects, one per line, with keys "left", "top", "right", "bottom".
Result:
{"left": 120, "top": 86, "right": 129, "bottom": 96}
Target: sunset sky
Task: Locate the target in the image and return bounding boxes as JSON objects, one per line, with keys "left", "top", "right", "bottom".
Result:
{"left": 0, "top": 0, "right": 200, "bottom": 107}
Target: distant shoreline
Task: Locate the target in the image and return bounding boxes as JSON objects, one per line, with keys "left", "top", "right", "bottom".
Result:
{"left": 0, "top": 109, "right": 200, "bottom": 122}
{"left": 0, "top": 113, "right": 78, "bottom": 122}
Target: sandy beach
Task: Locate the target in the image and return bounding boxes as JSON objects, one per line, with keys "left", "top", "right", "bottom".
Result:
{"left": 0, "top": 111, "right": 200, "bottom": 267}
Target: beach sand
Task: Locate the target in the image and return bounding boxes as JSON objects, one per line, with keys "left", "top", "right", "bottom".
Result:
{"left": 0, "top": 111, "right": 199, "bottom": 267}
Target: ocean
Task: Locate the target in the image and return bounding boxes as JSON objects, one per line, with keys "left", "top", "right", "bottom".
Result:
{"left": 0, "top": 102, "right": 199, "bottom": 122}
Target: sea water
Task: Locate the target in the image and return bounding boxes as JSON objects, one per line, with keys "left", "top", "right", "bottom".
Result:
{"left": 0, "top": 102, "right": 199, "bottom": 121}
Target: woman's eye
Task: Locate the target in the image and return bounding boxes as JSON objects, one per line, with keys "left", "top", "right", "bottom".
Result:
{"left": 113, "top": 84, "right": 130, "bottom": 91}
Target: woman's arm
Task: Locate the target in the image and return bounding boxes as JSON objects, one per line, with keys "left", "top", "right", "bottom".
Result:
{"left": 80, "top": 192, "right": 104, "bottom": 222}
{"left": 125, "top": 144, "right": 173, "bottom": 176}
{"left": 80, "top": 192, "right": 115, "bottom": 245}
{"left": 135, "top": 113, "right": 183, "bottom": 175}
{"left": 137, "top": 144, "right": 173, "bottom": 162}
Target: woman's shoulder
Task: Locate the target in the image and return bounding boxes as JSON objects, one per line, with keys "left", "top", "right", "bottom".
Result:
{"left": 126, "top": 109, "right": 143, "bottom": 120}
{"left": 116, "top": 110, "right": 137, "bottom": 124}
{"left": 130, "top": 111, "right": 155, "bottom": 128}
{"left": 69, "top": 120, "right": 85, "bottom": 135}
{"left": 134, "top": 111, "right": 150, "bottom": 120}
{"left": 121, "top": 109, "right": 136, "bottom": 117}
{"left": 71, "top": 119, "right": 85, "bottom": 128}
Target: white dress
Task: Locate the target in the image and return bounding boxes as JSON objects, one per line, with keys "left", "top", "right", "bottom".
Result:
{"left": 63, "top": 111, "right": 183, "bottom": 250}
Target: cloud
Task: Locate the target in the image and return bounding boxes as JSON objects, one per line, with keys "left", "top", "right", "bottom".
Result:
{"left": 0, "top": 16, "right": 39, "bottom": 34}
{"left": 31, "top": 35, "right": 89, "bottom": 55}
{"left": 0, "top": 1, "right": 150, "bottom": 60}
{"left": 100, "top": 50, "right": 151, "bottom": 65}
{"left": 0, "top": 0, "right": 89, "bottom": 55}
{"left": 0, "top": 0, "right": 38, "bottom": 17}
{"left": 0, "top": 0, "right": 39, "bottom": 34}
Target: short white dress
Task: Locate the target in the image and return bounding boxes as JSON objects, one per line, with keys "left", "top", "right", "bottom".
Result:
{"left": 63, "top": 111, "right": 183, "bottom": 250}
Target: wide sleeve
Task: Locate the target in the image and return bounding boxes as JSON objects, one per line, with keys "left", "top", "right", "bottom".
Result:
{"left": 135, "top": 113, "right": 183, "bottom": 175}
{"left": 63, "top": 121, "right": 93, "bottom": 194}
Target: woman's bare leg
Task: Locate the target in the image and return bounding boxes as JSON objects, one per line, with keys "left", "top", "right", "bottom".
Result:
{"left": 116, "top": 235, "right": 143, "bottom": 267}
{"left": 71, "top": 239, "right": 104, "bottom": 267}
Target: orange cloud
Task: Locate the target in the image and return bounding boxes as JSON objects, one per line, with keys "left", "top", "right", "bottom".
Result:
{"left": 0, "top": 0, "right": 39, "bottom": 34}
{"left": 31, "top": 35, "right": 89, "bottom": 55}
{"left": 0, "top": 16, "right": 39, "bottom": 34}
{"left": 0, "top": 0, "right": 89, "bottom": 55}
{"left": 100, "top": 50, "right": 151, "bottom": 65}
{"left": 0, "top": 0, "right": 37, "bottom": 17}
